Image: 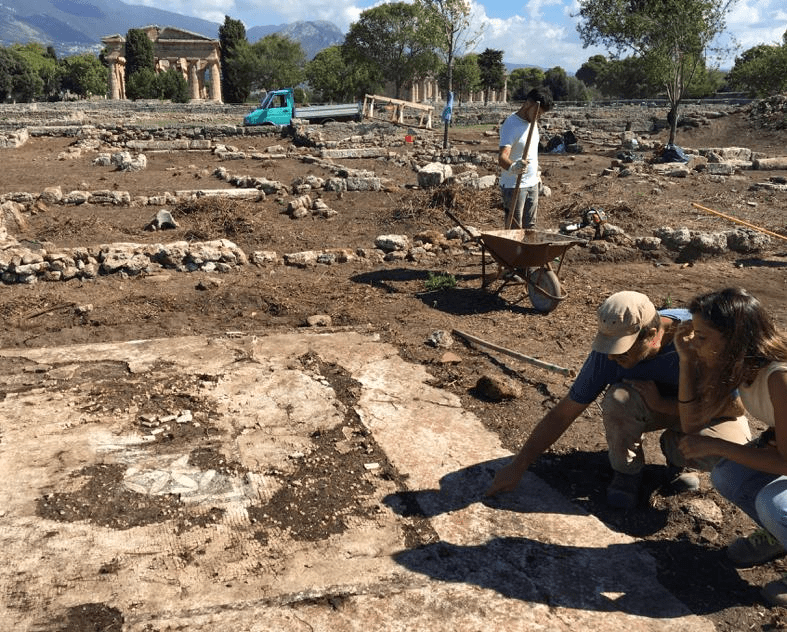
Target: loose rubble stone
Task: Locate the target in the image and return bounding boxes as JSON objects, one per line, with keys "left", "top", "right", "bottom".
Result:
{"left": 690, "top": 232, "right": 729, "bottom": 254}
{"left": 147, "top": 210, "right": 179, "bottom": 231}
{"left": 474, "top": 375, "right": 522, "bottom": 401}
{"left": 375, "top": 235, "right": 410, "bottom": 252}
{"left": 417, "top": 162, "right": 453, "bottom": 187}
{"left": 306, "top": 315, "right": 332, "bottom": 327}
{"left": 426, "top": 330, "right": 454, "bottom": 349}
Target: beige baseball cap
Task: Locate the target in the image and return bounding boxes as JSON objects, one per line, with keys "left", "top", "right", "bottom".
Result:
{"left": 592, "top": 291, "right": 658, "bottom": 355}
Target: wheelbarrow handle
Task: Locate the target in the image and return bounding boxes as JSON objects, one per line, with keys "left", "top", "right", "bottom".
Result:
{"left": 445, "top": 209, "right": 480, "bottom": 242}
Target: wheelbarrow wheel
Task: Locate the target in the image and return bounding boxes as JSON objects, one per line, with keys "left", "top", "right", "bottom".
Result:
{"left": 527, "top": 268, "right": 563, "bottom": 313}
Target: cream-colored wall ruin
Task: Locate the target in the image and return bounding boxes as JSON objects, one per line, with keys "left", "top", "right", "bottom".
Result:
{"left": 101, "top": 26, "right": 222, "bottom": 103}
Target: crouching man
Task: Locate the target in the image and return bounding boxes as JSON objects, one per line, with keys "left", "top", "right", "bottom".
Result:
{"left": 486, "top": 291, "right": 751, "bottom": 508}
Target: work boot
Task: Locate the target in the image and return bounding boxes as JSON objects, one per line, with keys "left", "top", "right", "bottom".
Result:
{"left": 666, "top": 466, "right": 700, "bottom": 493}
{"left": 727, "top": 528, "right": 786, "bottom": 568}
{"left": 761, "top": 575, "right": 787, "bottom": 607}
{"left": 606, "top": 471, "right": 642, "bottom": 509}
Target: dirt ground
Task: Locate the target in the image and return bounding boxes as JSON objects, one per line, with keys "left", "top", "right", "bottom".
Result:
{"left": 2, "top": 103, "right": 787, "bottom": 631}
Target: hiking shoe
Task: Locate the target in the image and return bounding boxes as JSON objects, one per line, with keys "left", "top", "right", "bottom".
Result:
{"left": 606, "top": 471, "right": 642, "bottom": 509}
{"left": 667, "top": 466, "right": 700, "bottom": 493}
{"left": 727, "top": 528, "right": 786, "bottom": 568}
{"left": 761, "top": 575, "right": 787, "bottom": 607}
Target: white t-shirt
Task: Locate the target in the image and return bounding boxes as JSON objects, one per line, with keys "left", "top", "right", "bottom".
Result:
{"left": 499, "top": 111, "right": 540, "bottom": 189}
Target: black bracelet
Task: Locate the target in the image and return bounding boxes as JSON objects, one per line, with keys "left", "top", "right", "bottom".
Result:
{"left": 678, "top": 397, "right": 697, "bottom": 404}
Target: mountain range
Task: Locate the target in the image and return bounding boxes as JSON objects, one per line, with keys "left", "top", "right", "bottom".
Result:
{"left": 0, "top": 0, "right": 344, "bottom": 59}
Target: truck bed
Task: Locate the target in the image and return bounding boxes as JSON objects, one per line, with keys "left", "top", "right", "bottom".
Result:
{"left": 294, "top": 103, "right": 361, "bottom": 121}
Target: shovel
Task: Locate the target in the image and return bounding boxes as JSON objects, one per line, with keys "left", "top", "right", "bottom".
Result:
{"left": 505, "top": 102, "right": 540, "bottom": 230}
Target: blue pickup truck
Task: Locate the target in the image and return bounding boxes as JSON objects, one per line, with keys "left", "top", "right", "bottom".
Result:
{"left": 244, "top": 89, "right": 363, "bottom": 126}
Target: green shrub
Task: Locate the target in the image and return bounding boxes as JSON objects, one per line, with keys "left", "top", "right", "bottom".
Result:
{"left": 424, "top": 272, "right": 457, "bottom": 291}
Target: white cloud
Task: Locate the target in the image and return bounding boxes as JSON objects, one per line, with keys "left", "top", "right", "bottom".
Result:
{"left": 125, "top": 0, "right": 786, "bottom": 74}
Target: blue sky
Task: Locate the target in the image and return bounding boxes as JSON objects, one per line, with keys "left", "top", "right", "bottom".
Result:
{"left": 127, "top": 0, "right": 787, "bottom": 74}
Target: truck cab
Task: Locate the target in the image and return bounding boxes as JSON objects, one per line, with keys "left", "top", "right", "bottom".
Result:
{"left": 244, "top": 89, "right": 294, "bottom": 126}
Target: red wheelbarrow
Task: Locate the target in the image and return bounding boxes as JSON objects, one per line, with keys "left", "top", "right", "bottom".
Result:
{"left": 446, "top": 211, "right": 586, "bottom": 313}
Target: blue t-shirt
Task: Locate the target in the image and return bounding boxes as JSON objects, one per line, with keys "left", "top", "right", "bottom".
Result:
{"left": 568, "top": 308, "right": 691, "bottom": 405}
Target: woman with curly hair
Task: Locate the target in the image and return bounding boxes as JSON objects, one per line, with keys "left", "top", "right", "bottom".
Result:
{"left": 677, "top": 287, "right": 787, "bottom": 606}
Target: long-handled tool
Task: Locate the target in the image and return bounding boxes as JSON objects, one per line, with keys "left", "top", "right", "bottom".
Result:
{"left": 691, "top": 202, "right": 787, "bottom": 242}
{"left": 505, "top": 102, "right": 540, "bottom": 230}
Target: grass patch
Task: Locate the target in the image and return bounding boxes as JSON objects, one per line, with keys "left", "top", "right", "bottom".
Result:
{"left": 424, "top": 272, "right": 457, "bottom": 291}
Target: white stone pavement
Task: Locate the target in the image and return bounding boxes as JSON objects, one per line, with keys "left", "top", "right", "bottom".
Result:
{"left": 0, "top": 332, "right": 714, "bottom": 631}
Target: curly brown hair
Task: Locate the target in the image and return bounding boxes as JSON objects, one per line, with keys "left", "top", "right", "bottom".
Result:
{"left": 690, "top": 287, "right": 787, "bottom": 411}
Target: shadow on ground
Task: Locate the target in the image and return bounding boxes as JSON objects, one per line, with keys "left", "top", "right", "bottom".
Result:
{"left": 384, "top": 457, "right": 754, "bottom": 616}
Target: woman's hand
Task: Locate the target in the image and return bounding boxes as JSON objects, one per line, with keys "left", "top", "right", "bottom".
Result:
{"left": 674, "top": 321, "right": 698, "bottom": 360}
{"left": 679, "top": 434, "right": 723, "bottom": 460}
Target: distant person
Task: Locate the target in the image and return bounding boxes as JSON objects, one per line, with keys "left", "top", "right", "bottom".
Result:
{"left": 498, "top": 87, "right": 553, "bottom": 229}
{"left": 676, "top": 288, "right": 787, "bottom": 606}
{"left": 486, "top": 291, "right": 751, "bottom": 509}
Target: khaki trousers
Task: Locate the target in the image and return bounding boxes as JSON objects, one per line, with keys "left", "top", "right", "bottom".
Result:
{"left": 601, "top": 382, "right": 752, "bottom": 475}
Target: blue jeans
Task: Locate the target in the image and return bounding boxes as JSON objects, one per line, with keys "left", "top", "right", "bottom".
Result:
{"left": 712, "top": 441, "right": 787, "bottom": 546}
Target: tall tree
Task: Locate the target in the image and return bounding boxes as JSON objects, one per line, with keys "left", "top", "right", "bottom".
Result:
{"left": 0, "top": 48, "right": 40, "bottom": 102}
{"left": 124, "top": 29, "right": 155, "bottom": 80}
{"left": 595, "top": 56, "right": 660, "bottom": 97}
{"left": 12, "top": 43, "right": 59, "bottom": 101}
{"left": 576, "top": 54, "right": 608, "bottom": 87}
{"left": 726, "top": 35, "right": 787, "bottom": 97}
{"left": 508, "top": 67, "right": 545, "bottom": 101}
{"left": 306, "top": 45, "right": 379, "bottom": 102}
{"left": 219, "top": 16, "right": 251, "bottom": 103}
{"left": 476, "top": 48, "right": 505, "bottom": 103}
{"left": 417, "top": 0, "right": 483, "bottom": 93}
{"left": 343, "top": 2, "right": 442, "bottom": 99}
{"left": 440, "top": 53, "right": 481, "bottom": 102}
{"left": 248, "top": 34, "right": 306, "bottom": 92}
{"left": 544, "top": 66, "right": 569, "bottom": 100}
{"left": 577, "top": 0, "right": 737, "bottom": 143}
{"left": 59, "top": 53, "right": 108, "bottom": 99}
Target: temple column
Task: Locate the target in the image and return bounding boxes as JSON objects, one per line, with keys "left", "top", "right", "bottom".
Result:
{"left": 107, "top": 60, "right": 119, "bottom": 99}
{"left": 188, "top": 59, "right": 200, "bottom": 100}
{"left": 209, "top": 60, "right": 222, "bottom": 102}
{"left": 116, "top": 57, "right": 126, "bottom": 100}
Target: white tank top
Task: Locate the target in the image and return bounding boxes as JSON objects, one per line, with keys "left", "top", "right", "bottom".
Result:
{"left": 739, "top": 362, "right": 787, "bottom": 425}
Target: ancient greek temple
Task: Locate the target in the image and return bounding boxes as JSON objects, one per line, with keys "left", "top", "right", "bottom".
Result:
{"left": 101, "top": 26, "right": 222, "bottom": 103}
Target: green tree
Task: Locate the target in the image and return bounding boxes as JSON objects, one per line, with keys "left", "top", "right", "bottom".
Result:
{"left": 441, "top": 53, "right": 481, "bottom": 101}
{"left": 595, "top": 56, "right": 659, "bottom": 97}
{"left": 418, "top": 0, "right": 484, "bottom": 93}
{"left": 248, "top": 34, "right": 306, "bottom": 92}
{"left": 344, "top": 2, "right": 443, "bottom": 99}
{"left": 219, "top": 16, "right": 251, "bottom": 103}
{"left": 577, "top": 0, "right": 737, "bottom": 143}
{"left": 684, "top": 60, "right": 726, "bottom": 97}
{"left": 124, "top": 28, "right": 155, "bottom": 81}
{"left": 12, "top": 43, "right": 59, "bottom": 101}
{"left": 565, "top": 75, "right": 591, "bottom": 101}
{"left": 576, "top": 54, "right": 608, "bottom": 87}
{"left": 476, "top": 48, "right": 504, "bottom": 103}
{"left": 544, "top": 66, "right": 569, "bottom": 100}
{"left": 155, "top": 67, "right": 190, "bottom": 102}
{"left": 125, "top": 67, "right": 157, "bottom": 100}
{"left": 59, "top": 53, "right": 108, "bottom": 99}
{"left": 306, "top": 45, "right": 379, "bottom": 101}
{"left": 0, "top": 48, "right": 41, "bottom": 102}
{"left": 508, "top": 67, "right": 545, "bottom": 101}
{"left": 726, "top": 36, "right": 787, "bottom": 97}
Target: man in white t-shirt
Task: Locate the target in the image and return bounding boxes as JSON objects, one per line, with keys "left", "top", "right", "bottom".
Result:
{"left": 498, "top": 87, "right": 554, "bottom": 229}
